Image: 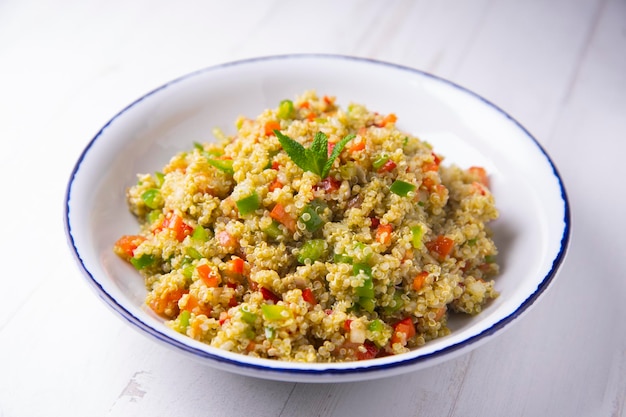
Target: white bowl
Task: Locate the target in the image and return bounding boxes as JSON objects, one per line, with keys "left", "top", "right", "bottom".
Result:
{"left": 64, "top": 54, "right": 570, "bottom": 383}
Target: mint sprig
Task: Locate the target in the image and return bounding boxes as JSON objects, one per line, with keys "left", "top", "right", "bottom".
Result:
{"left": 275, "top": 130, "right": 355, "bottom": 178}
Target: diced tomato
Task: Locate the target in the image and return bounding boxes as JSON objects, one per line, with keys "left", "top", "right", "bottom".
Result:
{"left": 302, "top": 288, "right": 316, "bottom": 305}
{"left": 226, "top": 257, "right": 245, "bottom": 275}
{"left": 412, "top": 271, "right": 428, "bottom": 291}
{"left": 264, "top": 121, "right": 281, "bottom": 136}
{"left": 114, "top": 235, "right": 146, "bottom": 259}
{"left": 260, "top": 287, "right": 281, "bottom": 303}
{"left": 315, "top": 177, "right": 341, "bottom": 193}
{"left": 269, "top": 203, "right": 296, "bottom": 232}
{"left": 369, "top": 217, "right": 380, "bottom": 229}
{"left": 422, "top": 161, "right": 439, "bottom": 172}
{"left": 327, "top": 141, "right": 336, "bottom": 157}
{"left": 375, "top": 223, "right": 393, "bottom": 245}
{"left": 356, "top": 341, "right": 380, "bottom": 360}
{"left": 391, "top": 317, "right": 416, "bottom": 346}
{"left": 426, "top": 235, "right": 455, "bottom": 259}
{"left": 343, "top": 319, "right": 353, "bottom": 332}
{"left": 219, "top": 311, "right": 230, "bottom": 325}
{"left": 377, "top": 159, "right": 396, "bottom": 173}
{"left": 468, "top": 166, "right": 489, "bottom": 187}
{"left": 197, "top": 264, "right": 220, "bottom": 287}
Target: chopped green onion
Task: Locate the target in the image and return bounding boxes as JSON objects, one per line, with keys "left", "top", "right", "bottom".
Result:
{"left": 297, "top": 239, "right": 327, "bottom": 264}
{"left": 372, "top": 154, "right": 390, "bottom": 170}
{"left": 130, "top": 254, "right": 155, "bottom": 270}
{"left": 262, "top": 220, "right": 283, "bottom": 239}
{"left": 411, "top": 225, "right": 424, "bottom": 249}
{"left": 333, "top": 253, "right": 353, "bottom": 264}
{"left": 154, "top": 172, "right": 165, "bottom": 188}
{"left": 240, "top": 307, "right": 258, "bottom": 324}
{"left": 207, "top": 158, "right": 234, "bottom": 174}
{"left": 368, "top": 319, "right": 383, "bottom": 333}
{"left": 191, "top": 226, "right": 210, "bottom": 242}
{"left": 178, "top": 310, "right": 191, "bottom": 331}
{"left": 390, "top": 180, "right": 416, "bottom": 196}
{"left": 236, "top": 191, "right": 261, "bottom": 215}
{"left": 299, "top": 202, "right": 325, "bottom": 232}
{"left": 277, "top": 99, "right": 295, "bottom": 119}
{"left": 261, "top": 304, "right": 292, "bottom": 321}
{"left": 185, "top": 247, "right": 203, "bottom": 260}
{"left": 141, "top": 189, "right": 162, "bottom": 209}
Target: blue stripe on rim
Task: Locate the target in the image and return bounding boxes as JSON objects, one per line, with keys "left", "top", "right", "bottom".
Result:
{"left": 64, "top": 53, "right": 571, "bottom": 378}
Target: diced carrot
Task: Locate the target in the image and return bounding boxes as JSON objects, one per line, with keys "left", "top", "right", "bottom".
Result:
{"left": 181, "top": 294, "right": 212, "bottom": 316}
{"left": 323, "top": 95, "right": 334, "bottom": 105}
{"left": 216, "top": 230, "right": 238, "bottom": 250}
{"left": 306, "top": 112, "right": 316, "bottom": 121}
{"left": 149, "top": 288, "right": 187, "bottom": 318}
{"left": 422, "top": 161, "right": 439, "bottom": 172}
{"left": 162, "top": 213, "right": 193, "bottom": 242}
{"left": 426, "top": 235, "right": 455, "bottom": 259}
{"left": 412, "top": 271, "right": 428, "bottom": 291}
{"left": 376, "top": 113, "right": 397, "bottom": 127}
{"left": 391, "top": 317, "right": 416, "bottom": 346}
{"left": 271, "top": 161, "right": 281, "bottom": 170}
{"left": 270, "top": 203, "right": 296, "bottom": 232}
{"left": 349, "top": 137, "right": 366, "bottom": 152}
{"left": 268, "top": 178, "right": 283, "bottom": 192}
{"left": 197, "top": 264, "right": 220, "bottom": 287}
{"left": 472, "top": 181, "right": 487, "bottom": 196}
{"left": 421, "top": 177, "right": 435, "bottom": 190}
{"left": 264, "top": 121, "right": 281, "bottom": 136}
{"left": 302, "top": 288, "right": 316, "bottom": 305}
{"left": 299, "top": 101, "right": 310, "bottom": 109}
{"left": 375, "top": 223, "right": 393, "bottom": 245}
{"left": 433, "top": 184, "right": 447, "bottom": 200}
{"left": 114, "top": 235, "right": 146, "bottom": 259}
{"left": 468, "top": 166, "right": 489, "bottom": 187}
{"left": 226, "top": 257, "right": 245, "bottom": 275}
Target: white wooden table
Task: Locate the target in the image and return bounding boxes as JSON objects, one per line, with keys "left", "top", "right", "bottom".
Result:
{"left": 1, "top": 1, "right": 624, "bottom": 416}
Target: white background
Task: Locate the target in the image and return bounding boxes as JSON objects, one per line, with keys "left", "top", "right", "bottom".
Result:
{"left": 1, "top": 1, "right": 624, "bottom": 416}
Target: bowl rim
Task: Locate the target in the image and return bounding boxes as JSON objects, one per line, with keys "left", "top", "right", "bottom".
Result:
{"left": 64, "top": 53, "right": 571, "bottom": 378}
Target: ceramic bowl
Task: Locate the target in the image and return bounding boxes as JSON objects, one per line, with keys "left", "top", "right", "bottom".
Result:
{"left": 65, "top": 54, "right": 570, "bottom": 382}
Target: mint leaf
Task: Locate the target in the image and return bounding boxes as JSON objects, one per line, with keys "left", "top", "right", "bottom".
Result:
{"left": 275, "top": 130, "right": 310, "bottom": 172}
{"left": 322, "top": 133, "right": 355, "bottom": 178}
{"left": 308, "top": 132, "right": 328, "bottom": 177}
{"left": 276, "top": 130, "right": 355, "bottom": 179}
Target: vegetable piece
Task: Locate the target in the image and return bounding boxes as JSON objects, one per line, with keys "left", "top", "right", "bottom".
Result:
{"left": 275, "top": 130, "right": 355, "bottom": 178}
{"left": 468, "top": 166, "right": 489, "bottom": 186}
{"left": 262, "top": 220, "right": 283, "bottom": 239}
{"left": 240, "top": 307, "right": 257, "bottom": 324}
{"left": 391, "top": 317, "right": 416, "bottom": 346}
{"left": 372, "top": 154, "right": 390, "bottom": 170}
{"left": 178, "top": 310, "right": 191, "bottom": 331}
{"left": 377, "top": 159, "right": 397, "bottom": 173}
{"left": 354, "top": 263, "right": 374, "bottom": 300}
{"left": 297, "top": 239, "right": 327, "bottom": 264}
{"left": 261, "top": 304, "right": 292, "bottom": 321}
{"left": 130, "top": 254, "right": 155, "bottom": 270}
{"left": 197, "top": 264, "right": 220, "bottom": 287}
{"left": 299, "top": 202, "right": 325, "bottom": 232}
{"left": 383, "top": 292, "right": 405, "bottom": 314}
{"left": 412, "top": 271, "right": 428, "bottom": 291}
{"left": 114, "top": 235, "right": 146, "bottom": 259}
{"left": 390, "top": 180, "right": 416, "bottom": 196}
{"left": 191, "top": 225, "right": 209, "bottom": 242}
{"left": 426, "top": 235, "right": 455, "bottom": 259}
{"left": 264, "top": 121, "right": 281, "bottom": 136}
{"left": 270, "top": 203, "right": 296, "bottom": 232}
{"left": 268, "top": 178, "right": 283, "bottom": 192}
{"left": 356, "top": 341, "right": 380, "bottom": 360}
{"left": 162, "top": 213, "right": 193, "bottom": 242}
{"left": 185, "top": 246, "right": 202, "bottom": 260}
{"left": 141, "top": 189, "right": 162, "bottom": 209}
{"left": 333, "top": 253, "right": 353, "bottom": 264}
{"left": 260, "top": 287, "right": 281, "bottom": 303}
{"left": 149, "top": 288, "right": 186, "bottom": 318}
{"left": 207, "top": 157, "right": 234, "bottom": 174}
{"left": 376, "top": 113, "right": 397, "bottom": 127}
{"left": 277, "top": 99, "right": 295, "bottom": 119}
{"left": 225, "top": 257, "right": 245, "bottom": 276}
{"left": 236, "top": 191, "right": 261, "bottom": 215}
{"left": 216, "top": 230, "right": 238, "bottom": 250}
{"left": 302, "top": 288, "right": 316, "bottom": 305}
{"left": 410, "top": 225, "right": 424, "bottom": 249}
{"left": 375, "top": 224, "right": 393, "bottom": 245}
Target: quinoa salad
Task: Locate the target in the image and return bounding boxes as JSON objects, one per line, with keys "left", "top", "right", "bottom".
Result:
{"left": 114, "top": 91, "right": 500, "bottom": 362}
